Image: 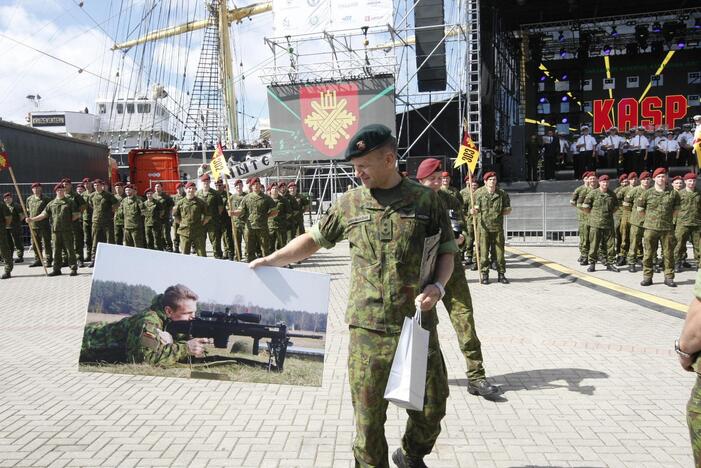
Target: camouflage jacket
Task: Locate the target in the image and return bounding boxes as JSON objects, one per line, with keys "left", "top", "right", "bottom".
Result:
{"left": 153, "top": 192, "right": 175, "bottom": 222}
{"left": 80, "top": 192, "right": 93, "bottom": 223}
{"left": 80, "top": 299, "right": 189, "bottom": 366}
{"left": 283, "top": 193, "right": 298, "bottom": 226}
{"left": 43, "top": 197, "right": 78, "bottom": 232}
{"left": 571, "top": 184, "right": 588, "bottom": 222}
{"left": 625, "top": 185, "right": 648, "bottom": 227}
{"left": 238, "top": 192, "right": 276, "bottom": 230}
{"left": 0, "top": 202, "right": 10, "bottom": 230}
{"left": 4, "top": 201, "right": 23, "bottom": 228}
{"left": 437, "top": 189, "right": 464, "bottom": 241}
{"left": 678, "top": 189, "right": 701, "bottom": 227}
{"left": 113, "top": 194, "right": 125, "bottom": 226}
{"left": 637, "top": 187, "right": 681, "bottom": 231}
{"left": 310, "top": 177, "right": 458, "bottom": 333}
{"left": 576, "top": 187, "right": 594, "bottom": 223}
{"left": 292, "top": 193, "right": 310, "bottom": 219}
{"left": 120, "top": 196, "right": 146, "bottom": 230}
{"left": 26, "top": 194, "right": 51, "bottom": 229}
{"left": 197, "top": 189, "right": 224, "bottom": 227}
{"left": 475, "top": 187, "right": 510, "bottom": 232}
{"left": 174, "top": 196, "right": 207, "bottom": 234}
{"left": 617, "top": 185, "right": 633, "bottom": 222}
{"left": 143, "top": 199, "right": 164, "bottom": 227}
{"left": 65, "top": 191, "right": 87, "bottom": 223}
{"left": 90, "top": 191, "right": 118, "bottom": 226}
{"left": 583, "top": 188, "right": 619, "bottom": 230}
{"left": 229, "top": 192, "right": 246, "bottom": 227}
{"left": 268, "top": 196, "right": 289, "bottom": 231}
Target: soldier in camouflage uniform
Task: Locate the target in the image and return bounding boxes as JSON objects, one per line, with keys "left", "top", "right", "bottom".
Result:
{"left": 232, "top": 177, "right": 277, "bottom": 261}
{"left": 173, "top": 181, "right": 209, "bottom": 256}
{"left": 582, "top": 175, "right": 619, "bottom": 271}
{"left": 3, "top": 192, "right": 25, "bottom": 263}
{"left": 26, "top": 184, "right": 79, "bottom": 276}
{"left": 268, "top": 183, "right": 289, "bottom": 251}
{"left": 119, "top": 184, "right": 146, "bottom": 248}
{"left": 459, "top": 178, "right": 480, "bottom": 267}
{"left": 197, "top": 175, "right": 224, "bottom": 258}
{"left": 26, "top": 182, "right": 52, "bottom": 267}
{"left": 0, "top": 199, "right": 13, "bottom": 279}
{"left": 80, "top": 284, "right": 210, "bottom": 365}
{"left": 143, "top": 188, "right": 165, "bottom": 251}
{"left": 251, "top": 124, "right": 457, "bottom": 468}
{"left": 229, "top": 180, "right": 246, "bottom": 261}
{"left": 637, "top": 167, "right": 681, "bottom": 287}
{"left": 612, "top": 174, "right": 628, "bottom": 262}
{"left": 112, "top": 182, "right": 126, "bottom": 245}
{"left": 215, "top": 179, "right": 235, "bottom": 260}
{"left": 78, "top": 179, "right": 94, "bottom": 263}
{"left": 288, "top": 182, "right": 309, "bottom": 237}
{"left": 616, "top": 172, "right": 637, "bottom": 265}
{"left": 276, "top": 182, "right": 293, "bottom": 244}
{"left": 440, "top": 171, "right": 460, "bottom": 199}
{"left": 171, "top": 183, "right": 186, "bottom": 253}
{"left": 678, "top": 269, "right": 701, "bottom": 465}
{"left": 675, "top": 173, "right": 701, "bottom": 272}
{"left": 153, "top": 182, "right": 175, "bottom": 252}
{"left": 417, "top": 159, "right": 499, "bottom": 398}
{"left": 625, "top": 171, "right": 651, "bottom": 271}
{"left": 87, "top": 179, "right": 118, "bottom": 265}
{"left": 571, "top": 172, "right": 592, "bottom": 264}
{"left": 63, "top": 179, "right": 87, "bottom": 267}
{"left": 474, "top": 171, "right": 512, "bottom": 284}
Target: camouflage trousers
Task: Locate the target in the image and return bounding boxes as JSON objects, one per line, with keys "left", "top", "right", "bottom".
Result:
{"left": 179, "top": 231, "right": 206, "bottom": 256}
{"left": 0, "top": 229, "right": 13, "bottom": 274}
{"left": 578, "top": 220, "right": 590, "bottom": 258}
{"left": 91, "top": 223, "right": 115, "bottom": 260}
{"left": 83, "top": 220, "right": 92, "bottom": 261}
{"left": 114, "top": 224, "right": 124, "bottom": 246}
{"left": 145, "top": 224, "right": 164, "bottom": 251}
{"left": 463, "top": 225, "right": 475, "bottom": 259}
{"left": 123, "top": 227, "right": 145, "bottom": 248}
{"left": 688, "top": 375, "right": 701, "bottom": 466}
{"left": 221, "top": 218, "right": 234, "bottom": 260}
{"left": 162, "top": 220, "right": 173, "bottom": 251}
{"left": 348, "top": 326, "right": 448, "bottom": 467}
{"left": 172, "top": 223, "right": 180, "bottom": 251}
{"left": 245, "top": 227, "right": 270, "bottom": 261}
{"left": 627, "top": 224, "right": 644, "bottom": 263}
{"left": 52, "top": 229, "right": 76, "bottom": 272}
{"left": 292, "top": 216, "right": 305, "bottom": 237}
{"left": 6, "top": 225, "right": 24, "bottom": 260}
{"left": 205, "top": 223, "right": 223, "bottom": 258}
{"left": 675, "top": 225, "right": 701, "bottom": 264}
{"left": 443, "top": 255, "right": 485, "bottom": 381}
{"left": 479, "top": 229, "right": 505, "bottom": 275}
{"left": 618, "top": 212, "right": 631, "bottom": 257}
{"left": 71, "top": 220, "right": 84, "bottom": 261}
{"left": 232, "top": 222, "right": 244, "bottom": 261}
{"left": 31, "top": 226, "right": 52, "bottom": 264}
{"left": 643, "top": 229, "right": 675, "bottom": 279}
{"left": 269, "top": 227, "right": 287, "bottom": 252}
{"left": 588, "top": 227, "right": 616, "bottom": 264}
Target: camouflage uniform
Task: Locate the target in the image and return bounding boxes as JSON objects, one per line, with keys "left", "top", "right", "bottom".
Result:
{"left": 582, "top": 188, "right": 619, "bottom": 265}
{"left": 172, "top": 192, "right": 185, "bottom": 252}
{"left": 571, "top": 184, "right": 590, "bottom": 260}
{"left": 89, "top": 191, "right": 118, "bottom": 260}
{"left": 153, "top": 192, "right": 175, "bottom": 251}
{"left": 637, "top": 188, "right": 681, "bottom": 280}
{"left": 674, "top": 188, "right": 701, "bottom": 265}
{"left": 120, "top": 195, "right": 146, "bottom": 248}
{"left": 144, "top": 198, "right": 165, "bottom": 250}
{"left": 238, "top": 192, "right": 276, "bottom": 261}
{"left": 26, "top": 193, "right": 52, "bottom": 265}
{"left": 43, "top": 197, "right": 79, "bottom": 274}
{"left": 475, "top": 187, "right": 510, "bottom": 277}
{"left": 459, "top": 187, "right": 477, "bottom": 261}
{"left": 291, "top": 192, "right": 310, "bottom": 237}
{"left": 0, "top": 203, "right": 13, "bottom": 276}
{"left": 80, "top": 295, "right": 190, "bottom": 365}
{"left": 625, "top": 185, "right": 648, "bottom": 265}
{"left": 113, "top": 193, "right": 125, "bottom": 245}
{"left": 197, "top": 189, "right": 224, "bottom": 258}
{"left": 282, "top": 192, "right": 297, "bottom": 243}
{"left": 437, "top": 190, "right": 486, "bottom": 381}
{"left": 217, "top": 188, "right": 235, "bottom": 260}
{"left": 617, "top": 184, "right": 633, "bottom": 260}
{"left": 173, "top": 196, "right": 207, "bottom": 256}
{"left": 4, "top": 200, "right": 24, "bottom": 261}
{"left": 65, "top": 191, "right": 87, "bottom": 264}
{"left": 309, "top": 178, "right": 457, "bottom": 466}
{"left": 81, "top": 191, "right": 93, "bottom": 262}
{"left": 229, "top": 192, "right": 246, "bottom": 261}
{"left": 688, "top": 272, "right": 701, "bottom": 465}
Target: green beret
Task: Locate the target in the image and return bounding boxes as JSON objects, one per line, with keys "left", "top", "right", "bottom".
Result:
{"left": 344, "top": 124, "right": 395, "bottom": 160}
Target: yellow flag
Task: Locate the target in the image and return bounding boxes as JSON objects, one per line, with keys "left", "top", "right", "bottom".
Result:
{"left": 210, "top": 143, "right": 230, "bottom": 180}
{"left": 454, "top": 130, "right": 480, "bottom": 173}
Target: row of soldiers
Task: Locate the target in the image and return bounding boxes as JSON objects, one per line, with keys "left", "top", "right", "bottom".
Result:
{"left": 0, "top": 175, "right": 310, "bottom": 279}
{"left": 572, "top": 168, "right": 700, "bottom": 287}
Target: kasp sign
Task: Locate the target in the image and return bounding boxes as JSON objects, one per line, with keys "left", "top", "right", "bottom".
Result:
{"left": 593, "top": 95, "right": 687, "bottom": 133}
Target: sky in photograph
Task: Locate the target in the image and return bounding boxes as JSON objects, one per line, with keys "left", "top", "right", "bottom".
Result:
{"left": 91, "top": 244, "right": 330, "bottom": 315}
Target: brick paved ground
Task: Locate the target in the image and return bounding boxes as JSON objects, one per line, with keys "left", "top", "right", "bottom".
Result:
{"left": 0, "top": 242, "right": 696, "bottom": 467}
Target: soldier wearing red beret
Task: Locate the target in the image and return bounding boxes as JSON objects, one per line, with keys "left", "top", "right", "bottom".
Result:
{"left": 112, "top": 181, "right": 127, "bottom": 245}
{"left": 171, "top": 182, "right": 187, "bottom": 252}
{"left": 581, "top": 174, "right": 620, "bottom": 271}
{"left": 624, "top": 171, "right": 652, "bottom": 270}
{"left": 473, "top": 171, "right": 511, "bottom": 284}
{"left": 571, "top": 172, "right": 592, "bottom": 263}
{"left": 3, "top": 191, "right": 24, "bottom": 265}
{"left": 674, "top": 173, "right": 700, "bottom": 272}
{"left": 26, "top": 182, "right": 52, "bottom": 268}
{"left": 440, "top": 170, "right": 460, "bottom": 199}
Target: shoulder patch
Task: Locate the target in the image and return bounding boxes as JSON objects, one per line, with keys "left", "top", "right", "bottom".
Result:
{"left": 347, "top": 214, "right": 371, "bottom": 225}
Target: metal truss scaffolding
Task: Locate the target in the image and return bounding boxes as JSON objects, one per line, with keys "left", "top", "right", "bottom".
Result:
{"left": 466, "top": 0, "right": 482, "bottom": 146}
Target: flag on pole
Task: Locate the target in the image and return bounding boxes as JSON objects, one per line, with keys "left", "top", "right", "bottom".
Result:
{"left": 453, "top": 129, "right": 480, "bottom": 173}
{"left": 210, "top": 143, "right": 230, "bottom": 180}
{"left": 0, "top": 140, "right": 10, "bottom": 172}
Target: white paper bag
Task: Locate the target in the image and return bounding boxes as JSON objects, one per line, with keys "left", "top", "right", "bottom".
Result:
{"left": 383, "top": 306, "right": 430, "bottom": 411}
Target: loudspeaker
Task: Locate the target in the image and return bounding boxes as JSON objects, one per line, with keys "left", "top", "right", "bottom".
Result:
{"left": 669, "top": 166, "right": 693, "bottom": 177}
{"left": 415, "top": 0, "right": 446, "bottom": 92}
{"left": 406, "top": 155, "right": 448, "bottom": 179}
{"left": 555, "top": 170, "right": 574, "bottom": 180}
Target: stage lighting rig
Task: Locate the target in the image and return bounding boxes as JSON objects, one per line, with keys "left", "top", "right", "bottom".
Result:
{"left": 603, "top": 44, "right": 612, "bottom": 55}
{"left": 662, "top": 22, "right": 682, "bottom": 43}
{"left": 557, "top": 30, "right": 565, "bottom": 42}
{"left": 694, "top": 18, "right": 701, "bottom": 30}
{"left": 610, "top": 26, "right": 618, "bottom": 37}
{"left": 625, "top": 43, "right": 638, "bottom": 55}
{"left": 559, "top": 48, "right": 566, "bottom": 58}
{"left": 577, "top": 31, "right": 592, "bottom": 59}
{"left": 635, "top": 25, "right": 649, "bottom": 50}
{"left": 652, "top": 21, "right": 662, "bottom": 33}
{"left": 651, "top": 42, "right": 663, "bottom": 54}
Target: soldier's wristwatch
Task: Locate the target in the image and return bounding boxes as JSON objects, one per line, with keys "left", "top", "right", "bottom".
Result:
{"left": 432, "top": 281, "right": 445, "bottom": 300}
{"left": 676, "top": 338, "right": 692, "bottom": 359}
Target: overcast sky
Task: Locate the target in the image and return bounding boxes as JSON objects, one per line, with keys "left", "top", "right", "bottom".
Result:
{"left": 91, "top": 244, "right": 330, "bottom": 315}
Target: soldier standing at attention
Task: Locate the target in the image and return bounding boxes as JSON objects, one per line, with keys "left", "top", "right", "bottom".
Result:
{"left": 120, "top": 184, "right": 146, "bottom": 248}
{"left": 3, "top": 192, "right": 25, "bottom": 263}
{"left": 577, "top": 173, "right": 599, "bottom": 265}
{"left": 617, "top": 172, "right": 637, "bottom": 266}
{"left": 268, "top": 183, "right": 288, "bottom": 252}
{"left": 76, "top": 183, "right": 93, "bottom": 264}
{"left": 0, "top": 197, "right": 13, "bottom": 279}
{"left": 675, "top": 173, "right": 700, "bottom": 272}
{"left": 171, "top": 183, "right": 186, "bottom": 253}
{"left": 113, "top": 182, "right": 126, "bottom": 245}
{"left": 625, "top": 172, "right": 651, "bottom": 272}
{"left": 613, "top": 173, "right": 628, "bottom": 261}
{"left": 460, "top": 177, "right": 480, "bottom": 269}
{"left": 582, "top": 175, "right": 619, "bottom": 272}
{"left": 26, "top": 184, "right": 79, "bottom": 276}
{"left": 143, "top": 188, "right": 165, "bottom": 251}
{"left": 474, "top": 171, "right": 512, "bottom": 284}
{"left": 153, "top": 182, "right": 175, "bottom": 252}
{"left": 231, "top": 177, "right": 277, "bottom": 261}
{"left": 278, "top": 181, "right": 295, "bottom": 244}
{"left": 417, "top": 158, "right": 499, "bottom": 398}
{"left": 63, "top": 179, "right": 87, "bottom": 267}
{"left": 229, "top": 179, "right": 246, "bottom": 261}
{"left": 215, "top": 179, "right": 235, "bottom": 260}
{"left": 571, "top": 172, "right": 591, "bottom": 264}
{"left": 173, "top": 181, "right": 209, "bottom": 256}
{"left": 250, "top": 124, "right": 456, "bottom": 468}
{"left": 87, "top": 179, "right": 118, "bottom": 266}
{"left": 197, "top": 175, "right": 224, "bottom": 258}
{"left": 288, "top": 182, "right": 309, "bottom": 237}
{"left": 26, "top": 183, "right": 52, "bottom": 268}
{"left": 637, "top": 168, "right": 681, "bottom": 287}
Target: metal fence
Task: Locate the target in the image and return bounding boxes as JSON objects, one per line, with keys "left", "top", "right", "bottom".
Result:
{"left": 505, "top": 193, "right": 579, "bottom": 244}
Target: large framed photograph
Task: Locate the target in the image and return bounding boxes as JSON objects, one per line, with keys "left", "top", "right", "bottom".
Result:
{"left": 79, "top": 244, "right": 330, "bottom": 386}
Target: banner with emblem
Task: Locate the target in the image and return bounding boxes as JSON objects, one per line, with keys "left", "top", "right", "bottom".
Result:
{"left": 209, "top": 143, "right": 230, "bottom": 180}
{"left": 267, "top": 75, "right": 395, "bottom": 161}
{"left": 454, "top": 129, "right": 480, "bottom": 173}
{"left": 0, "top": 139, "right": 10, "bottom": 172}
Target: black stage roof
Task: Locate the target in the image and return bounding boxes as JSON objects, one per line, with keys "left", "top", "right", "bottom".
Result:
{"left": 494, "top": 0, "right": 697, "bottom": 29}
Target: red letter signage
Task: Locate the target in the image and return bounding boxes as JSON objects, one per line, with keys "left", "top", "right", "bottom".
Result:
{"left": 617, "top": 98, "right": 639, "bottom": 132}
{"left": 593, "top": 99, "right": 615, "bottom": 134}
{"left": 640, "top": 96, "right": 663, "bottom": 129}
{"left": 665, "top": 95, "right": 687, "bottom": 129}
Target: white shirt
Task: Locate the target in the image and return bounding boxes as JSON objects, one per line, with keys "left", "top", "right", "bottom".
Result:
{"left": 627, "top": 134, "right": 649, "bottom": 150}
{"left": 650, "top": 136, "right": 665, "bottom": 150}
{"left": 677, "top": 132, "right": 693, "bottom": 147}
{"left": 574, "top": 134, "right": 597, "bottom": 152}
{"left": 559, "top": 138, "right": 570, "bottom": 153}
{"left": 659, "top": 139, "right": 679, "bottom": 153}
{"left": 602, "top": 135, "right": 624, "bottom": 149}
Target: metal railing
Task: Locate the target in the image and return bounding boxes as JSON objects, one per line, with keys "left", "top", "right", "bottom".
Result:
{"left": 505, "top": 192, "right": 579, "bottom": 244}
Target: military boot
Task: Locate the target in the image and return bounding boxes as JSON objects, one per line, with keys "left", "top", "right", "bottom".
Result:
{"left": 606, "top": 264, "right": 619, "bottom": 272}
{"left": 47, "top": 270, "right": 62, "bottom": 277}
{"left": 15, "top": 256, "right": 23, "bottom": 263}
{"left": 580, "top": 258, "right": 589, "bottom": 266}
{"left": 587, "top": 262, "right": 595, "bottom": 272}
{"left": 577, "top": 255, "right": 584, "bottom": 263}
{"left": 467, "top": 379, "right": 500, "bottom": 397}
{"left": 465, "top": 256, "right": 473, "bottom": 266}
{"left": 28, "top": 260, "right": 42, "bottom": 267}
{"left": 628, "top": 263, "right": 636, "bottom": 273}
{"left": 470, "top": 263, "right": 478, "bottom": 271}
{"left": 498, "top": 273, "right": 509, "bottom": 284}
{"left": 391, "top": 448, "right": 427, "bottom": 468}
{"left": 69, "top": 268, "right": 78, "bottom": 277}
{"left": 675, "top": 262, "right": 683, "bottom": 273}
{"left": 616, "top": 256, "right": 626, "bottom": 266}
{"left": 480, "top": 273, "right": 489, "bottom": 285}
{"left": 640, "top": 277, "right": 652, "bottom": 286}
{"left": 683, "top": 260, "right": 692, "bottom": 268}
{"left": 654, "top": 264, "right": 661, "bottom": 274}
{"left": 664, "top": 277, "right": 677, "bottom": 288}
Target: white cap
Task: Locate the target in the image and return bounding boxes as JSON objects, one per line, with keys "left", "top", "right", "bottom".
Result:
{"left": 694, "top": 115, "right": 701, "bottom": 121}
